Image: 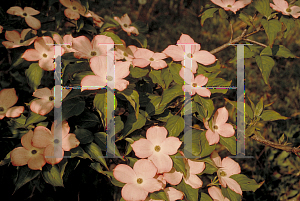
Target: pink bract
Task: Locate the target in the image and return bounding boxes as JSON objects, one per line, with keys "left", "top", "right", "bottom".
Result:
{"left": 7, "top": 6, "right": 41, "bottom": 29}
{"left": 145, "top": 187, "right": 184, "bottom": 201}
{"left": 163, "top": 34, "right": 216, "bottom": 73}
{"left": 0, "top": 88, "right": 24, "bottom": 119}
{"left": 114, "top": 14, "right": 139, "bottom": 36}
{"left": 270, "top": 0, "right": 300, "bottom": 18}
{"left": 210, "top": 0, "right": 252, "bottom": 14}
{"left": 204, "top": 107, "right": 235, "bottom": 145}
{"left": 53, "top": 34, "right": 77, "bottom": 53}
{"left": 133, "top": 48, "right": 167, "bottom": 70}
{"left": 10, "top": 130, "right": 46, "bottom": 170}
{"left": 113, "top": 159, "right": 163, "bottom": 201}
{"left": 131, "top": 126, "right": 182, "bottom": 173}
{"left": 59, "top": 0, "right": 86, "bottom": 20}
{"left": 208, "top": 186, "right": 230, "bottom": 201}
{"left": 211, "top": 151, "right": 242, "bottom": 195}
{"left": 2, "top": 29, "right": 37, "bottom": 49}
{"left": 30, "top": 87, "right": 54, "bottom": 116}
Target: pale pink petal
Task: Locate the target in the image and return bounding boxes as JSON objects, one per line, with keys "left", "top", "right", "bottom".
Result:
{"left": 2, "top": 41, "right": 19, "bottom": 49}
{"left": 163, "top": 168, "right": 183, "bottom": 185}
{"left": 211, "top": 0, "right": 227, "bottom": 7}
{"left": 62, "top": 134, "right": 80, "bottom": 151}
{"left": 81, "top": 75, "right": 106, "bottom": 91}
{"left": 10, "top": 147, "right": 30, "bottom": 166}
{"left": 34, "top": 37, "right": 50, "bottom": 52}
{"left": 179, "top": 67, "right": 194, "bottom": 84}
{"left": 32, "top": 126, "right": 53, "bottom": 148}
{"left": 165, "top": 187, "right": 184, "bottom": 201}
{"left": 21, "top": 130, "right": 34, "bottom": 150}
{"left": 43, "top": 144, "right": 64, "bottom": 165}
{"left": 90, "top": 55, "right": 108, "bottom": 76}
{"left": 193, "top": 50, "right": 216, "bottom": 65}
{"left": 180, "top": 60, "right": 198, "bottom": 73}
{"left": 152, "top": 53, "right": 167, "bottom": 60}
{"left": 50, "top": 120, "right": 70, "bottom": 139}
{"left": 25, "top": 16, "right": 41, "bottom": 30}
{"left": 134, "top": 48, "right": 154, "bottom": 60}
{"left": 132, "top": 58, "right": 150, "bottom": 67}
{"left": 6, "top": 106, "right": 24, "bottom": 118}
{"left": 131, "top": 139, "right": 154, "bottom": 158}
{"left": 160, "top": 137, "right": 182, "bottom": 155}
{"left": 125, "top": 26, "right": 139, "bottom": 35}
{"left": 72, "top": 36, "right": 92, "bottom": 55}
{"left": 53, "top": 34, "right": 63, "bottom": 44}
{"left": 59, "top": 0, "right": 72, "bottom": 8}
{"left": 0, "top": 114, "right": 5, "bottom": 119}
{"left": 7, "top": 6, "right": 23, "bottom": 16}
{"left": 291, "top": 6, "right": 300, "bottom": 18}
{"left": 113, "top": 16, "right": 122, "bottom": 25}
{"left": 150, "top": 60, "right": 168, "bottom": 70}
{"left": 187, "top": 159, "right": 205, "bottom": 175}
{"left": 5, "top": 30, "right": 21, "bottom": 42}
{"left": 270, "top": 3, "right": 282, "bottom": 12}
{"left": 205, "top": 129, "right": 220, "bottom": 145}
{"left": 134, "top": 159, "right": 158, "bottom": 179}
{"left": 33, "top": 87, "right": 52, "bottom": 99}
{"left": 163, "top": 45, "right": 185, "bottom": 61}
{"left": 24, "top": 7, "right": 40, "bottom": 16}
{"left": 194, "top": 88, "right": 211, "bottom": 98}
{"left": 27, "top": 154, "right": 46, "bottom": 170}
{"left": 223, "top": 0, "right": 235, "bottom": 5}
{"left": 74, "top": 51, "right": 91, "bottom": 59}
{"left": 215, "top": 107, "right": 229, "bottom": 125}
{"left": 92, "top": 35, "right": 114, "bottom": 55}
{"left": 146, "top": 126, "right": 168, "bottom": 145}
{"left": 22, "top": 36, "right": 37, "bottom": 46}
{"left": 113, "top": 164, "right": 137, "bottom": 183}
{"left": 211, "top": 151, "right": 222, "bottom": 167}
{"left": 217, "top": 123, "right": 235, "bottom": 137}
{"left": 194, "top": 74, "right": 208, "bottom": 86}
{"left": 115, "top": 61, "right": 131, "bottom": 79}
{"left": 115, "top": 79, "right": 129, "bottom": 91}
{"left": 184, "top": 174, "right": 203, "bottom": 189}
{"left": 120, "top": 14, "right": 132, "bottom": 25}
{"left": 208, "top": 186, "right": 225, "bottom": 200}
{"left": 22, "top": 49, "right": 42, "bottom": 61}
{"left": 232, "top": 1, "right": 247, "bottom": 10}
{"left": 122, "top": 183, "right": 148, "bottom": 201}
{"left": 30, "top": 98, "right": 53, "bottom": 115}
{"left": 221, "top": 157, "right": 241, "bottom": 176}
{"left": 149, "top": 153, "right": 173, "bottom": 173}
{"left": 64, "top": 8, "right": 80, "bottom": 20}
{"left": 142, "top": 178, "right": 163, "bottom": 192}
{"left": 273, "top": 0, "right": 289, "bottom": 10}
{"left": 39, "top": 58, "right": 54, "bottom": 71}
{"left": 0, "top": 88, "right": 18, "bottom": 108}
{"left": 177, "top": 34, "right": 196, "bottom": 48}
{"left": 222, "top": 177, "right": 243, "bottom": 195}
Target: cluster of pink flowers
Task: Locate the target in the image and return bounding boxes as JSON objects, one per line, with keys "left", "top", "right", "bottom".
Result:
{"left": 10, "top": 121, "right": 80, "bottom": 169}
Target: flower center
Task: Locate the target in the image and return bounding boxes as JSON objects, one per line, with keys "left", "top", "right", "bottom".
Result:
{"left": 213, "top": 125, "right": 218, "bottom": 130}
{"left": 192, "top": 83, "right": 197, "bottom": 87}
{"left": 54, "top": 139, "right": 60, "bottom": 144}
{"left": 72, "top": 6, "right": 77, "bottom": 10}
{"left": 154, "top": 145, "right": 161, "bottom": 152}
{"left": 23, "top": 12, "right": 27, "bottom": 17}
{"left": 286, "top": 8, "right": 292, "bottom": 12}
{"left": 137, "top": 178, "right": 143, "bottom": 184}
{"left": 0, "top": 107, "right": 4, "bottom": 112}
{"left": 123, "top": 52, "right": 128, "bottom": 57}
{"left": 49, "top": 96, "right": 54, "bottom": 101}
{"left": 123, "top": 24, "right": 128, "bottom": 27}
{"left": 227, "top": 5, "right": 232, "bottom": 7}
{"left": 66, "top": 45, "right": 71, "bottom": 48}
{"left": 43, "top": 53, "right": 47, "bottom": 58}
{"left": 220, "top": 171, "right": 227, "bottom": 177}
{"left": 90, "top": 51, "right": 97, "bottom": 56}
{"left": 20, "top": 39, "right": 24, "bottom": 43}
{"left": 31, "top": 150, "right": 37, "bottom": 154}
{"left": 106, "top": 76, "right": 113, "bottom": 81}
{"left": 187, "top": 53, "right": 192, "bottom": 58}
{"left": 149, "top": 57, "right": 154, "bottom": 61}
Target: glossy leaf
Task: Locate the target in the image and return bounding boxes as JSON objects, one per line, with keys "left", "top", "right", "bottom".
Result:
{"left": 255, "top": 55, "right": 275, "bottom": 85}
{"left": 261, "top": 19, "right": 281, "bottom": 47}
{"left": 120, "top": 112, "right": 146, "bottom": 139}
{"left": 62, "top": 97, "right": 85, "bottom": 121}
{"left": 14, "top": 166, "right": 40, "bottom": 192}
{"left": 230, "top": 174, "right": 264, "bottom": 192}
{"left": 84, "top": 142, "right": 108, "bottom": 169}
{"left": 219, "top": 135, "right": 237, "bottom": 155}
{"left": 201, "top": 8, "right": 218, "bottom": 26}
{"left": 42, "top": 164, "right": 64, "bottom": 187}
{"left": 254, "top": 0, "right": 272, "bottom": 18}
{"left": 165, "top": 115, "right": 184, "bottom": 137}
{"left": 176, "top": 180, "right": 198, "bottom": 201}
{"left": 74, "top": 129, "right": 94, "bottom": 144}
{"left": 25, "top": 63, "right": 43, "bottom": 91}
{"left": 260, "top": 110, "right": 288, "bottom": 121}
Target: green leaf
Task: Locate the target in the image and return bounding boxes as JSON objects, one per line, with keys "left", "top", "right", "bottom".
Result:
{"left": 219, "top": 8, "right": 228, "bottom": 19}
{"left": 161, "top": 67, "right": 173, "bottom": 89}
{"left": 129, "top": 66, "right": 149, "bottom": 78}
{"left": 25, "top": 63, "right": 43, "bottom": 91}
{"left": 84, "top": 142, "right": 108, "bottom": 169}
{"left": 194, "top": 95, "right": 214, "bottom": 120}
{"left": 207, "top": 77, "right": 232, "bottom": 94}
{"left": 76, "top": 17, "right": 84, "bottom": 32}
{"left": 117, "top": 89, "right": 139, "bottom": 118}
{"left": 199, "top": 192, "right": 213, "bottom": 201}
{"left": 230, "top": 174, "right": 263, "bottom": 192}
{"left": 170, "top": 153, "right": 187, "bottom": 177}
{"left": 261, "top": 19, "right": 281, "bottom": 47}
{"left": 255, "top": 55, "right": 275, "bottom": 85}
{"left": 280, "top": 16, "right": 295, "bottom": 38}
{"left": 120, "top": 112, "right": 146, "bottom": 140}
{"left": 62, "top": 97, "right": 85, "bottom": 121}
{"left": 254, "top": 97, "right": 264, "bottom": 117}
{"left": 201, "top": 8, "right": 218, "bottom": 26}
{"left": 165, "top": 115, "right": 184, "bottom": 137}
{"left": 100, "top": 32, "right": 123, "bottom": 44}
{"left": 42, "top": 165, "right": 64, "bottom": 187}
{"left": 145, "top": 95, "right": 164, "bottom": 116}
{"left": 245, "top": 103, "right": 254, "bottom": 119}
{"left": 159, "top": 84, "right": 184, "bottom": 111}
{"left": 254, "top": 0, "right": 272, "bottom": 18}
{"left": 74, "top": 129, "right": 94, "bottom": 144}
{"left": 176, "top": 180, "right": 199, "bottom": 201}
{"left": 245, "top": 125, "right": 256, "bottom": 137}
{"left": 94, "top": 132, "right": 123, "bottom": 159}
{"left": 200, "top": 131, "right": 216, "bottom": 157}
{"left": 149, "top": 69, "right": 165, "bottom": 88}
{"left": 90, "top": 162, "right": 104, "bottom": 174}
{"left": 70, "top": 146, "right": 92, "bottom": 159}
{"left": 200, "top": 162, "right": 217, "bottom": 175}
{"left": 25, "top": 111, "right": 47, "bottom": 127}
{"left": 219, "top": 136, "right": 237, "bottom": 155}
{"left": 14, "top": 166, "right": 40, "bottom": 192}
{"left": 130, "top": 34, "right": 147, "bottom": 48}
{"left": 76, "top": 110, "right": 100, "bottom": 128}
{"left": 169, "top": 63, "right": 184, "bottom": 85}
{"left": 260, "top": 110, "right": 288, "bottom": 121}
{"left": 131, "top": 20, "right": 148, "bottom": 33}
{"left": 94, "top": 92, "right": 107, "bottom": 125}
{"left": 260, "top": 45, "right": 295, "bottom": 58}
{"left": 180, "top": 129, "right": 201, "bottom": 157}
{"left": 239, "top": 12, "right": 252, "bottom": 26}
{"left": 115, "top": 116, "right": 124, "bottom": 133}
{"left": 221, "top": 186, "right": 242, "bottom": 201}
{"left": 149, "top": 190, "right": 169, "bottom": 201}
{"left": 83, "top": 24, "right": 97, "bottom": 35}
{"left": 55, "top": 12, "right": 62, "bottom": 29}
{"left": 62, "top": 62, "right": 91, "bottom": 85}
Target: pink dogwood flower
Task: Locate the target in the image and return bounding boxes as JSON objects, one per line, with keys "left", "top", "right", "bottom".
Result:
{"left": 0, "top": 88, "right": 24, "bottom": 119}
{"left": 53, "top": 34, "right": 77, "bottom": 53}
{"left": 133, "top": 49, "right": 168, "bottom": 70}
{"left": 114, "top": 14, "right": 139, "bottom": 36}
{"left": 145, "top": 187, "right": 184, "bottom": 201}
{"left": 211, "top": 151, "right": 242, "bottom": 195}
{"left": 2, "top": 29, "right": 37, "bottom": 49}
{"left": 59, "top": 0, "right": 87, "bottom": 20}
{"left": 72, "top": 35, "right": 114, "bottom": 71}
{"left": 113, "top": 159, "right": 163, "bottom": 201}
{"left": 163, "top": 34, "right": 216, "bottom": 73}
{"left": 10, "top": 130, "right": 46, "bottom": 170}
{"left": 179, "top": 68, "right": 211, "bottom": 97}
{"left": 7, "top": 6, "right": 41, "bottom": 29}
{"left": 208, "top": 186, "right": 230, "bottom": 201}
{"left": 87, "top": 11, "right": 104, "bottom": 27}
{"left": 0, "top": 25, "right": 3, "bottom": 33}
{"left": 210, "top": 0, "right": 252, "bottom": 14}
{"left": 204, "top": 107, "right": 235, "bottom": 145}
{"left": 115, "top": 42, "right": 137, "bottom": 63}
{"left": 32, "top": 121, "right": 80, "bottom": 165}
{"left": 22, "top": 36, "right": 56, "bottom": 71}
{"left": 270, "top": 0, "right": 300, "bottom": 18}
{"left": 80, "top": 61, "right": 131, "bottom": 91}
{"left": 131, "top": 126, "right": 182, "bottom": 173}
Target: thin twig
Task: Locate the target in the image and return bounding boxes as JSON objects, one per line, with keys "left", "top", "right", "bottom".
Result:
{"left": 243, "top": 38, "right": 267, "bottom": 47}
{"left": 146, "top": 0, "right": 159, "bottom": 20}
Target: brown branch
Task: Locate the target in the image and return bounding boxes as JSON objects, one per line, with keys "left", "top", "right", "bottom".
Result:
{"left": 290, "top": 0, "right": 297, "bottom": 4}
{"left": 243, "top": 38, "right": 267, "bottom": 47}
{"left": 250, "top": 133, "right": 300, "bottom": 154}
